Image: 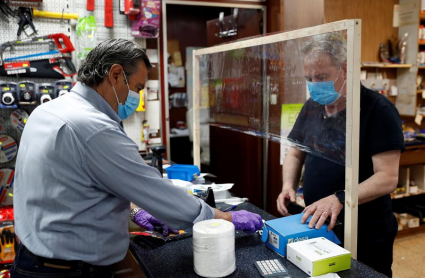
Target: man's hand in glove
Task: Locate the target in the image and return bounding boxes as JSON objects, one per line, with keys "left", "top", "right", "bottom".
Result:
{"left": 229, "top": 210, "right": 263, "bottom": 233}
{"left": 133, "top": 210, "right": 179, "bottom": 237}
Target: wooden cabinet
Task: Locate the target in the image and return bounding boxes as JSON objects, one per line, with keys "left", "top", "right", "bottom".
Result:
{"left": 400, "top": 144, "right": 425, "bottom": 166}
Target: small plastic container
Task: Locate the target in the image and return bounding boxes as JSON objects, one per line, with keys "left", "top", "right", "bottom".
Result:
{"left": 166, "top": 164, "right": 200, "bottom": 181}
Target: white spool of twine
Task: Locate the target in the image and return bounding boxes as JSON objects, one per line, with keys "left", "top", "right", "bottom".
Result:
{"left": 193, "top": 219, "right": 236, "bottom": 277}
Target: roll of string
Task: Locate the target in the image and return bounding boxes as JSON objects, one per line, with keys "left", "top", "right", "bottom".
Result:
{"left": 193, "top": 219, "right": 236, "bottom": 277}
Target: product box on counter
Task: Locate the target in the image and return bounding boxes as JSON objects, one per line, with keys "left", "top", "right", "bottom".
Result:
{"left": 261, "top": 213, "right": 341, "bottom": 257}
{"left": 287, "top": 237, "right": 351, "bottom": 277}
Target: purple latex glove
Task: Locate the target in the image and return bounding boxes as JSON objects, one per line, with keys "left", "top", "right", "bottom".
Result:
{"left": 229, "top": 210, "right": 263, "bottom": 234}
{"left": 134, "top": 210, "right": 179, "bottom": 237}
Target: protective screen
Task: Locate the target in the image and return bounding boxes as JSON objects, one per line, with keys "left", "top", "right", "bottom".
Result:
{"left": 196, "top": 31, "right": 348, "bottom": 166}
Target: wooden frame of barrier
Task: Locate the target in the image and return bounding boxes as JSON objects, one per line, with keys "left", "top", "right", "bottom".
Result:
{"left": 192, "top": 20, "right": 361, "bottom": 258}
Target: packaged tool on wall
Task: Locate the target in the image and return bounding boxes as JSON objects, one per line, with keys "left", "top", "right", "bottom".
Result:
{"left": 0, "top": 0, "right": 14, "bottom": 19}
{"left": 131, "top": 0, "right": 160, "bottom": 38}
{"left": 16, "top": 7, "right": 37, "bottom": 37}
{"left": 0, "top": 168, "right": 14, "bottom": 206}
{"left": 0, "top": 207, "right": 16, "bottom": 264}
{"left": 125, "top": 0, "right": 140, "bottom": 20}
{"left": 55, "top": 80, "right": 73, "bottom": 97}
{"left": 105, "top": 0, "right": 114, "bottom": 27}
{"left": 17, "top": 81, "right": 37, "bottom": 105}
{"left": 0, "top": 57, "right": 76, "bottom": 79}
{"left": 0, "top": 224, "right": 15, "bottom": 264}
{"left": 0, "top": 83, "right": 18, "bottom": 109}
{"left": 37, "top": 83, "right": 55, "bottom": 104}
{"left": 10, "top": 109, "right": 28, "bottom": 131}
{"left": 32, "top": 7, "right": 78, "bottom": 20}
{"left": 0, "top": 33, "right": 75, "bottom": 65}
{"left": 0, "top": 136, "right": 17, "bottom": 164}
{"left": 76, "top": 16, "right": 97, "bottom": 60}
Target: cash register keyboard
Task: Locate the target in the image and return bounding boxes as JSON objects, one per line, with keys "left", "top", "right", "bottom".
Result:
{"left": 254, "top": 259, "right": 290, "bottom": 277}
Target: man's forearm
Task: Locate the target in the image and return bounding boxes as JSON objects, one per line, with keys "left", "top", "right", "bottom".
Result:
{"left": 358, "top": 172, "right": 398, "bottom": 204}
{"left": 358, "top": 150, "right": 400, "bottom": 205}
{"left": 282, "top": 148, "right": 305, "bottom": 189}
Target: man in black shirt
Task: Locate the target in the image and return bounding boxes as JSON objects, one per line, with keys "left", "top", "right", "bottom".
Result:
{"left": 276, "top": 33, "right": 404, "bottom": 277}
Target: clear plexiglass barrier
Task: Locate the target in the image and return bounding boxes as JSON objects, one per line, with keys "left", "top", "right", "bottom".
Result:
{"left": 193, "top": 22, "right": 359, "bottom": 168}
{"left": 192, "top": 20, "right": 361, "bottom": 256}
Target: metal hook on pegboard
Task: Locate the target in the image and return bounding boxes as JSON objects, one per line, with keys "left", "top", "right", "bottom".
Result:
{"left": 60, "top": 9, "right": 65, "bottom": 28}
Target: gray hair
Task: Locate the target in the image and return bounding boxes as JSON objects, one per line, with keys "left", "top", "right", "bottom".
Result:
{"left": 77, "top": 38, "right": 152, "bottom": 86}
{"left": 301, "top": 32, "right": 347, "bottom": 68}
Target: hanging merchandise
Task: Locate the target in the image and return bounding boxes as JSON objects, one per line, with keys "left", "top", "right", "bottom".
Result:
{"left": 0, "top": 57, "right": 76, "bottom": 78}
{"left": 76, "top": 15, "right": 97, "bottom": 60}
{"left": 32, "top": 7, "right": 78, "bottom": 20}
{"left": 16, "top": 7, "right": 37, "bottom": 37}
{"left": 0, "top": 83, "right": 18, "bottom": 109}
{"left": 0, "top": 136, "right": 17, "bottom": 164}
{"left": 17, "top": 81, "right": 37, "bottom": 105}
{"left": 125, "top": 0, "right": 140, "bottom": 20}
{"left": 37, "top": 83, "right": 55, "bottom": 104}
{"left": 131, "top": 0, "right": 160, "bottom": 38}
{"left": 142, "top": 120, "right": 149, "bottom": 144}
{"left": 0, "top": 33, "right": 75, "bottom": 66}
{"left": 10, "top": 110, "right": 28, "bottom": 131}
{"left": 0, "top": 223, "right": 16, "bottom": 264}
{"left": 0, "top": 269, "right": 10, "bottom": 278}
{"left": 54, "top": 80, "right": 73, "bottom": 97}
{"left": 0, "top": 168, "right": 14, "bottom": 206}
{"left": 0, "top": 33, "right": 76, "bottom": 78}
{"left": 87, "top": 0, "right": 95, "bottom": 11}
{"left": 135, "top": 89, "right": 145, "bottom": 112}
{"left": 105, "top": 0, "right": 114, "bottom": 28}
{"left": 0, "top": 0, "right": 14, "bottom": 19}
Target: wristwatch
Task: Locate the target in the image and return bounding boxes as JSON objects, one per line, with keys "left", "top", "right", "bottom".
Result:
{"left": 130, "top": 207, "right": 142, "bottom": 221}
{"left": 334, "top": 190, "right": 345, "bottom": 205}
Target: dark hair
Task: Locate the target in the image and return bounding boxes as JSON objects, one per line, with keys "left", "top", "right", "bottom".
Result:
{"left": 77, "top": 38, "right": 152, "bottom": 86}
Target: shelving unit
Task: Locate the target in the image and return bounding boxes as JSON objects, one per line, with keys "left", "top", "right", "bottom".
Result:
{"left": 397, "top": 224, "right": 425, "bottom": 238}
{"left": 361, "top": 63, "right": 412, "bottom": 68}
{"left": 416, "top": 11, "right": 425, "bottom": 115}
{"left": 392, "top": 190, "right": 425, "bottom": 199}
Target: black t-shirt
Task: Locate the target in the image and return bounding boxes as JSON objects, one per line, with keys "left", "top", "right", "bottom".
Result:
{"left": 288, "top": 85, "right": 405, "bottom": 241}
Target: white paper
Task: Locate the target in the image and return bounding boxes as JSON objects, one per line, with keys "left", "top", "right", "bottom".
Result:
{"left": 393, "top": 4, "right": 400, "bottom": 27}
{"left": 415, "top": 114, "right": 423, "bottom": 126}
{"left": 312, "top": 273, "right": 341, "bottom": 278}
{"left": 390, "top": 85, "right": 398, "bottom": 96}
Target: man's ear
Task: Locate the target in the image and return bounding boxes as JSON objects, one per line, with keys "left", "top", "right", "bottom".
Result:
{"left": 107, "top": 64, "right": 124, "bottom": 86}
{"left": 342, "top": 61, "right": 347, "bottom": 79}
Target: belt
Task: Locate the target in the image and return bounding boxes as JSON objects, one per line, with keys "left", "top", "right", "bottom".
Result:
{"left": 21, "top": 245, "right": 112, "bottom": 271}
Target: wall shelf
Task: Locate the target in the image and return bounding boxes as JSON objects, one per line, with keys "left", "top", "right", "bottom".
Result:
{"left": 392, "top": 190, "right": 425, "bottom": 200}
{"left": 396, "top": 224, "right": 425, "bottom": 238}
{"left": 361, "top": 63, "right": 412, "bottom": 68}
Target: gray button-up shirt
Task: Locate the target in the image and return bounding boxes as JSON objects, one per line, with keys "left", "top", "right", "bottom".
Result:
{"left": 14, "top": 82, "right": 215, "bottom": 265}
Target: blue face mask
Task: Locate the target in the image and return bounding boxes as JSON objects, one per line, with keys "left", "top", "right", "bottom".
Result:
{"left": 112, "top": 72, "right": 140, "bottom": 120}
{"left": 306, "top": 68, "right": 346, "bottom": 105}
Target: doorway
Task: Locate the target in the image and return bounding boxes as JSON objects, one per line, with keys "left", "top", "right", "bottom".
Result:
{"left": 161, "top": 0, "right": 266, "bottom": 208}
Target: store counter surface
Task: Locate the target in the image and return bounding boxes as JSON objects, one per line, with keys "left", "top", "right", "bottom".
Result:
{"left": 128, "top": 202, "right": 388, "bottom": 278}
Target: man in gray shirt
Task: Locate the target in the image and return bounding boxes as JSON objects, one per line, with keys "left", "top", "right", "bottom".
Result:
{"left": 11, "top": 39, "right": 262, "bottom": 278}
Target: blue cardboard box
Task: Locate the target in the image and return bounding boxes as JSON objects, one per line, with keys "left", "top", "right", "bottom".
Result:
{"left": 261, "top": 213, "right": 341, "bottom": 257}
{"left": 166, "top": 164, "right": 200, "bottom": 181}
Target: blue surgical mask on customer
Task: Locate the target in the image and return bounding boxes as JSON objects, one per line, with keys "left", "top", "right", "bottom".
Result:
{"left": 112, "top": 72, "right": 140, "bottom": 120}
{"left": 306, "top": 68, "right": 346, "bottom": 105}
